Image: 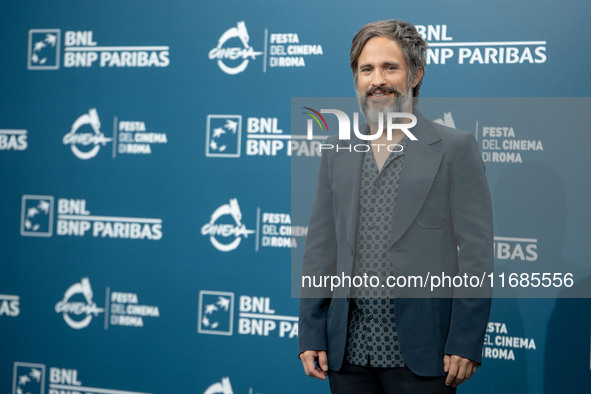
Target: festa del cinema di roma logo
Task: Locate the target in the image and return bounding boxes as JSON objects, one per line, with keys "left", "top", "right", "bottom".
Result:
{"left": 55, "top": 277, "right": 104, "bottom": 329}
{"left": 63, "top": 108, "right": 112, "bottom": 159}
{"left": 201, "top": 198, "right": 254, "bottom": 252}
{"left": 208, "top": 21, "right": 262, "bottom": 75}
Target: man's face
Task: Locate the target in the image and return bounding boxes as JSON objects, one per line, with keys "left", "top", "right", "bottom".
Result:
{"left": 355, "top": 36, "right": 421, "bottom": 129}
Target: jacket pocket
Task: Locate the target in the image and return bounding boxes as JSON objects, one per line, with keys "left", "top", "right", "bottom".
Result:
{"left": 415, "top": 179, "right": 450, "bottom": 229}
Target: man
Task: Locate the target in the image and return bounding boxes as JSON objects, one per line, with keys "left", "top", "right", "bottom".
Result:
{"left": 298, "top": 19, "right": 493, "bottom": 393}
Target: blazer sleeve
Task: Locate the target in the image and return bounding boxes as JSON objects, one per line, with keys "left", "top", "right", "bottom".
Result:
{"left": 298, "top": 142, "right": 338, "bottom": 354}
{"left": 443, "top": 132, "right": 494, "bottom": 364}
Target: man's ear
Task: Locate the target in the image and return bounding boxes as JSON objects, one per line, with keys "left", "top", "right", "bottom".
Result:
{"left": 411, "top": 66, "right": 424, "bottom": 88}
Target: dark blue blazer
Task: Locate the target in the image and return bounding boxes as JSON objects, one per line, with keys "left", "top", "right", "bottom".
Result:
{"left": 298, "top": 111, "right": 494, "bottom": 376}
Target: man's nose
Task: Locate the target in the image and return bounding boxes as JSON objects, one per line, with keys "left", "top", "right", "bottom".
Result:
{"left": 371, "top": 69, "right": 387, "bottom": 87}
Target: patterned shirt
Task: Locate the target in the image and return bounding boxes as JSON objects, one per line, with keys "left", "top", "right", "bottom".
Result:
{"left": 345, "top": 136, "right": 409, "bottom": 368}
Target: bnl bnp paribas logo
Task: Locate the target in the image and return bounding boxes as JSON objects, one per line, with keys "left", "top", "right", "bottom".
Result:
{"left": 205, "top": 107, "right": 418, "bottom": 159}
{"left": 0, "top": 129, "right": 28, "bottom": 151}
{"left": 21, "top": 195, "right": 54, "bottom": 237}
{"left": 12, "top": 362, "right": 45, "bottom": 394}
{"left": 415, "top": 24, "right": 546, "bottom": 65}
{"left": 205, "top": 113, "right": 324, "bottom": 158}
{"left": 20, "top": 195, "right": 163, "bottom": 240}
{"left": 198, "top": 290, "right": 298, "bottom": 339}
{"left": 27, "top": 29, "right": 170, "bottom": 70}
{"left": 13, "top": 362, "right": 151, "bottom": 394}
{"left": 205, "top": 115, "right": 242, "bottom": 158}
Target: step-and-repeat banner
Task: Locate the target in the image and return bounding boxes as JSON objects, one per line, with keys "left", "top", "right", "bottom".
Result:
{"left": 1, "top": 1, "right": 590, "bottom": 393}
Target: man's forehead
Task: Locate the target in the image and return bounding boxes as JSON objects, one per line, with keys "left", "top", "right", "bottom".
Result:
{"left": 358, "top": 37, "right": 405, "bottom": 65}
{"left": 360, "top": 36, "right": 402, "bottom": 53}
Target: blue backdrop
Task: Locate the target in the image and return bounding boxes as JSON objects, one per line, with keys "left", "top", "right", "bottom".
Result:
{"left": 1, "top": 1, "right": 590, "bottom": 393}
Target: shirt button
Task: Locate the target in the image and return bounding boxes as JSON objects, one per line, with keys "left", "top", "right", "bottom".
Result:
{"left": 369, "top": 222, "right": 376, "bottom": 229}
{"left": 375, "top": 180, "right": 381, "bottom": 186}
{"left": 367, "top": 314, "right": 374, "bottom": 321}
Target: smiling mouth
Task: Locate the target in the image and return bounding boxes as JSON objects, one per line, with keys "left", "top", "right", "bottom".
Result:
{"left": 367, "top": 92, "right": 397, "bottom": 104}
{"left": 366, "top": 87, "right": 398, "bottom": 99}
{"left": 368, "top": 92, "right": 394, "bottom": 99}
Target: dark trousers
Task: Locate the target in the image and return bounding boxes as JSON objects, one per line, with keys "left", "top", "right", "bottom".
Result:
{"left": 328, "top": 363, "right": 456, "bottom": 394}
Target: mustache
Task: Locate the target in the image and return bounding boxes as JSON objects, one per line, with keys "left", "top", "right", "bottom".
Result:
{"left": 364, "top": 85, "right": 403, "bottom": 97}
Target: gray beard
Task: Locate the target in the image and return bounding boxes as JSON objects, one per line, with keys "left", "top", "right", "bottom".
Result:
{"left": 359, "top": 94, "right": 413, "bottom": 130}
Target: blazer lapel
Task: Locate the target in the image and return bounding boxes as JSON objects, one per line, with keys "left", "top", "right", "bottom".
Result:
{"left": 389, "top": 112, "right": 443, "bottom": 248}
{"left": 334, "top": 133, "right": 366, "bottom": 252}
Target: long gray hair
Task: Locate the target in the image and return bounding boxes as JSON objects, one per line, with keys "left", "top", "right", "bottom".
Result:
{"left": 350, "top": 19, "right": 427, "bottom": 97}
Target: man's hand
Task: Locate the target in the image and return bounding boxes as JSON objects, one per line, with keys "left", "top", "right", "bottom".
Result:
{"left": 443, "top": 354, "right": 478, "bottom": 387}
{"left": 299, "top": 350, "right": 328, "bottom": 380}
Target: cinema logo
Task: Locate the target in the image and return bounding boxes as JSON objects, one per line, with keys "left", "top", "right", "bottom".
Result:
{"left": 494, "top": 236, "right": 538, "bottom": 262}
{"left": 203, "top": 376, "right": 263, "bottom": 394}
{"left": 205, "top": 113, "right": 322, "bottom": 158}
{"left": 28, "top": 29, "right": 169, "bottom": 70}
{"left": 55, "top": 278, "right": 104, "bottom": 329}
{"left": 197, "top": 290, "right": 298, "bottom": 339}
{"left": 201, "top": 198, "right": 254, "bottom": 252}
{"left": 64, "top": 109, "right": 168, "bottom": 160}
{"left": 433, "top": 112, "right": 456, "bottom": 128}
{"left": 203, "top": 377, "right": 233, "bottom": 394}
{"left": 63, "top": 108, "right": 111, "bottom": 159}
{"left": 209, "top": 21, "right": 324, "bottom": 74}
{"left": 209, "top": 21, "right": 262, "bottom": 75}
{"left": 201, "top": 198, "right": 307, "bottom": 252}
{"left": 12, "top": 362, "right": 150, "bottom": 394}
{"left": 55, "top": 278, "right": 160, "bottom": 330}
{"left": 415, "top": 24, "right": 546, "bottom": 65}
{"left": 20, "top": 195, "right": 163, "bottom": 240}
